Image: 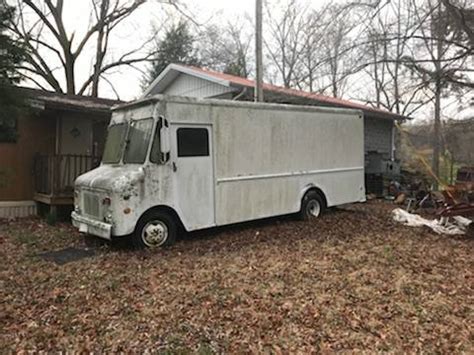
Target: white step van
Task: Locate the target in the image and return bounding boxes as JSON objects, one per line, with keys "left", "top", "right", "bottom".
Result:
{"left": 72, "top": 95, "right": 366, "bottom": 248}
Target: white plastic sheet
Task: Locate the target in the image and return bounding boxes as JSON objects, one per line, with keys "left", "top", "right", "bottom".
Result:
{"left": 391, "top": 208, "right": 472, "bottom": 235}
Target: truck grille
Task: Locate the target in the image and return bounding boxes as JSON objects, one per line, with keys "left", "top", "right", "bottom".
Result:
{"left": 83, "top": 192, "right": 101, "bottom": 219}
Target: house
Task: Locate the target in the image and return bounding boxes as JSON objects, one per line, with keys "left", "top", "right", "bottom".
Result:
{"left": 144, "top": 64, "right": 410, "bottom": 195}
{"left": 0, "top": 87, "right": 120, "bottom": 218}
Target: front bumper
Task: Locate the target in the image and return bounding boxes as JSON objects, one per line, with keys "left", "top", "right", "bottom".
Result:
{"left": 71, "top": 211, "right": 112, "bottom": 240}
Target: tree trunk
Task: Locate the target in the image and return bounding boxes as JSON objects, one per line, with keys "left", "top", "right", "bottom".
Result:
{"left": 91, "top": 0, "right": 109, "bottom": 97}
{"left": 65, "top": 54, "right": 75, "bottom": 95}
{"left": 372, "top": 42, "right": 380, "bottom": 107}
{"left": 431, "top": 1, "right": 444, "bottom": 189}
{"left": 91, "top": 31, "right": 104, "bottom": 97}
{"left": 432, "top": 76, "right": 441, "bottom": 187}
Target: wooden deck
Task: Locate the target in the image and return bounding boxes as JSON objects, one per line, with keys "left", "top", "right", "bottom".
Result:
{"left": 33, "top": 154, "right": 100, "bottom": 205}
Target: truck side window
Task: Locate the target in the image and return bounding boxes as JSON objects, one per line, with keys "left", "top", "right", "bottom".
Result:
{"left": 177, "top": 128, "right": 209, "bottom": 157}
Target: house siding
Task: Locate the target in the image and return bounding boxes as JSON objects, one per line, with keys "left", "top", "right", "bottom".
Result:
{"left": 0, "top": 201, "right": 37, "bottom": 218}
{"left": 364, "top": 116, "right": 393, "bottom": 159}
{"left": 163, "top": 73, "right": 234, "bottom": 98}
{"left": 60, "top": 112, "right": 94, "bottom": 155}
{"left": 0, "top": 113, "right": 55, "bottom": 201}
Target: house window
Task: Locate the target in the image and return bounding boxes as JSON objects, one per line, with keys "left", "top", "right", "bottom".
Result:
{"left": 177, "top": 128, "right": 209, "bottom": 157}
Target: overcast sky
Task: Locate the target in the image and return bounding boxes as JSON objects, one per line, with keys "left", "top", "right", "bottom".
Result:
{"left": 17, "top": 0, "right": 472, "bottom": 121}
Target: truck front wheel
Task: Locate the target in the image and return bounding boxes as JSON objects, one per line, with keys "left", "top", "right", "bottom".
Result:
{"left": 299, "top": 191, "right": 325, "bottom": 220}
{"left": 133, "top": 211, "right": 176, "bottom": 248}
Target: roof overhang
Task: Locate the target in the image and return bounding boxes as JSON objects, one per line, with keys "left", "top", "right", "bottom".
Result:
{"left": 28, "top": 98, "right": 113, "bottom": 114}
{"left": 14, "top": 86, "right": 121, "bottom": 115}
{"left": 261, "top": 90, "right": 409, "bottom": 121}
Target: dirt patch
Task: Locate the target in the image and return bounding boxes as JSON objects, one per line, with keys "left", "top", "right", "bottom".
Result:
{"left": 37, "top": 247, "right": 96, "bottom": 265}
{"left": 0, "top": 201, "right": 472, "bottom": 352}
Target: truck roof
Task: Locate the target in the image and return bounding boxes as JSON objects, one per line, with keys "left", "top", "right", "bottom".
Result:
{"left": 112, "top": 94, "right": 364, "bottom": 117}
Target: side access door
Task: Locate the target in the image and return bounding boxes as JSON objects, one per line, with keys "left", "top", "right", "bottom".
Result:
{"left": 170, "top": 124, "right": 215, "bottom": 230}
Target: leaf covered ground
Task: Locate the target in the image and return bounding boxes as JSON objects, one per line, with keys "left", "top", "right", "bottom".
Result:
{"left": 0, "top": 201, "right": 473, "bottom": 353}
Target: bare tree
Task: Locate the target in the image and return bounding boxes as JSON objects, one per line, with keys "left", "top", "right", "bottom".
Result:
{"left": 294, "top": 2, "right": 374, "bottom": 98}
{"left": 223, "top": 22, "right": 253, "bottom": 78}
{"left": 354, "top": 0, "right": 472, "bottom": 180}
{"left": 319, "top": 5, "right": 360, "bottom": 98}
{"left": 408, "top": 0, "right": 448, "bottom": 181}
{"left": 296, "top": 7, "right": 328, "bottom": 92}
{"left": 7, "top": 0, "right": 162, "bottom": 97}
{"left": 399, "top": 0, "right": 472, "bottom": 181}
{"left": 198, "top": 20, "right": 253, "bottom": 78}
{"left": 365, "top": 24, "right": 388, "bottom": 108}
{"left": 263, "top": 0, "right": 308, "bottom": 88}
{"left": 361, "top": 0, "right": 431, "bottom": 115}
{"left": 441, "top": 0, "right": 474, "bottom": 47}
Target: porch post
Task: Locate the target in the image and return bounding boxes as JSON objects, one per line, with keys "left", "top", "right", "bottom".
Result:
{"left": 55, "top": 114, "right": 61, "bottom": 155}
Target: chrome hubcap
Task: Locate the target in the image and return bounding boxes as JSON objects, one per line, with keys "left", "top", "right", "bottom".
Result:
{"left": 142, "top": 220, "right": 168, "bottom": 247}
{"left": 307, "top": 200, "right": 321, "bottom": 218}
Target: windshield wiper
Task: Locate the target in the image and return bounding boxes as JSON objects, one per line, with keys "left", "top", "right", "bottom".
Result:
{"left": 124, "top": 138, "right": 131, "bottom": 152}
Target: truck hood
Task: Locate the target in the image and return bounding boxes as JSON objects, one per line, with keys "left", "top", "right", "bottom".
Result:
{"left": 75, "top": 164, "right": 145, "bottom": 193}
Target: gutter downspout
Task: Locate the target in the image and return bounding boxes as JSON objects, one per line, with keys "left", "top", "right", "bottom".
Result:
{"left": 233, "top": 87, "right": 248, "bottom": 101}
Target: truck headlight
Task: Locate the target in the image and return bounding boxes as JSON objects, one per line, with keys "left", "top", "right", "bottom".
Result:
{"left": 104, "top": 213, "right": 113, "bottom": 223}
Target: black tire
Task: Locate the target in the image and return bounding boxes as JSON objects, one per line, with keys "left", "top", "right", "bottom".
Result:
{"left": 133, "top": 211, "right": 176, "bottom": 249}
{"left": 299, "top": 190, "right": 325, "bottom": 221}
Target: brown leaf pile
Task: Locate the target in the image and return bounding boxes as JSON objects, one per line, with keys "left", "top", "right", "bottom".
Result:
{"left": 0, "top": 201, "right": 473, "bottom": 353}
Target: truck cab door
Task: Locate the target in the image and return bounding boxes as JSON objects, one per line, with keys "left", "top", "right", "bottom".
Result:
{"left": 170, "top": 124, "right": 215, "bottom": 230}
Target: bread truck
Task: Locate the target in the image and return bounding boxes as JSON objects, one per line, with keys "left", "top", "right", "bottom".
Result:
{"left": 72, "top": 95, "right": 365, "bottom": 248}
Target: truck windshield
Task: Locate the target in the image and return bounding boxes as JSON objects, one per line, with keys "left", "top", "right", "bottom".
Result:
{"left": 102, "top": 123, "right": 127, "bottom": 164}
{"left": 123, "top": 118, "right": 154, "bottom": 164}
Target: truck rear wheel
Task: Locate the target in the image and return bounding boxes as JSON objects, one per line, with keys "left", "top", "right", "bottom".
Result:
{"left": 299, "top": 191, "right": 325, "bottom": 220}
{"left": 133, "top": 211, "right": 176, "bottom": 249}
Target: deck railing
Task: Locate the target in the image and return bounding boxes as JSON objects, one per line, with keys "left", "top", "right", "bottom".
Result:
{"left": 34, "top": 154, "right": 100, "bottom": 196}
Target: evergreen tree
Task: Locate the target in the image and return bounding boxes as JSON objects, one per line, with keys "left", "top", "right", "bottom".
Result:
{"left": 224, "top": 57, "right": 249, "bottom": 78}
{"left": 0, "top": 2, "right": 26, "bottom": 142}
{"left": 144, "top": 21, "right": 199, "bottom": 87}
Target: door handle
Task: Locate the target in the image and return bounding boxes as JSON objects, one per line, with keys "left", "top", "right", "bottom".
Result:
{"left": 172, "top": 161, "right": 177, "bottom": 172}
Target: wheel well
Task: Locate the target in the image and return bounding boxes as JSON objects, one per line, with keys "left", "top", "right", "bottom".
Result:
{"left": 137, "top": 205, "right": 185, "bottom": 231}
{"left": 303, "top": 187, "right": 328, "bottom": 209}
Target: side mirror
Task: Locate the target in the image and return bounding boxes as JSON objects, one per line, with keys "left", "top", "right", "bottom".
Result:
{"left": 159, "top": 117, "right": 170, "bottom": 163}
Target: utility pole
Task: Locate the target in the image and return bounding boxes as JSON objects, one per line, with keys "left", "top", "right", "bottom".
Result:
{"left": 255, "top": 0, "right": 264, "bottom": 102}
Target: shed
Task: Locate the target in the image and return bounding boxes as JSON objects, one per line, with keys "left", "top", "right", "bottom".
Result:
{"left": 144, "top": 64, "right": 410, "bottom": 195}
{"left": 0, "top": 87, "right": 120, "bottom": 218}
